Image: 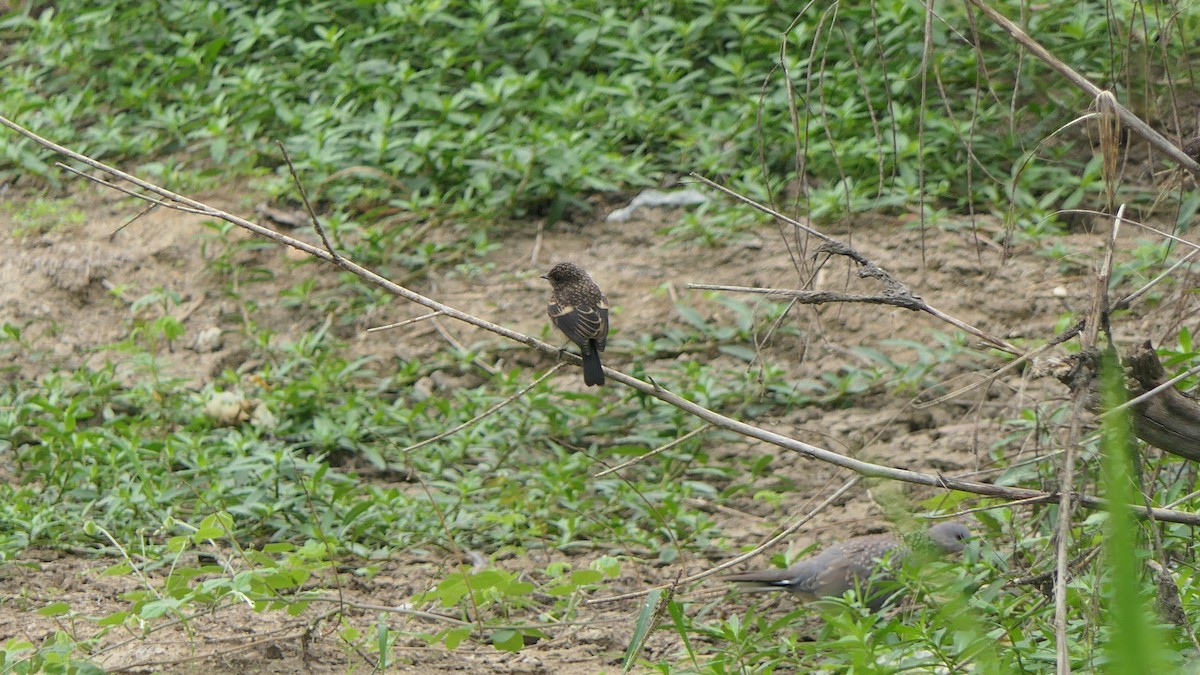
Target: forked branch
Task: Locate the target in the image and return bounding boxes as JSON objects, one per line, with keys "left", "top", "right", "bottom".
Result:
{"left": 4, "top": 115, "right": 1200, "bottom": 527}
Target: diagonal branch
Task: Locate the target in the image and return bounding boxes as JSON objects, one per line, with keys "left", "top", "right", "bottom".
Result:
{"left": 5, "top": 115, "right": 1200, "bottom": 528}
{"left": 688, "top": 174, "right": 1021, "bottom": 355}
{"left": 965, "top": 0, "right": 1200, "bottom": 175}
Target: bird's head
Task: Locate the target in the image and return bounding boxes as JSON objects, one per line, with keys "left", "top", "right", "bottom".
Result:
{"left": 541, "top": 262, "right": 588, "bottom": 285}
{"left": 928, "top": 521, "right": 973, "bottom": 553}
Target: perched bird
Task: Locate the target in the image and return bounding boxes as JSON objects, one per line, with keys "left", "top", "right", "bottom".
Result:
{"left": 723, "top": 521, "right": 971, "bottom": 610}
{"left": 542, "top": 262, "right": 609, "bottom": 386}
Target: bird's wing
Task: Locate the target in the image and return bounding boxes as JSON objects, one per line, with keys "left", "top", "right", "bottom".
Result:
{"left": 810, "top": 537, "right": 899, "bottom": 597}
{"left": 594, "top": 294, "right": 609, "bottom": 351}
{"left": 549, "top": 298, "right": 608, "bottom": 348}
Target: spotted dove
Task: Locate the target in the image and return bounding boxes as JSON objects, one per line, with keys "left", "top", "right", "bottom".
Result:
{"left": 723, "top": 521, "right": 971, "bottom": 609}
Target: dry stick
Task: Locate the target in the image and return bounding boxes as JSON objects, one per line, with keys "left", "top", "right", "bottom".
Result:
{"left": 0, "top": 115, "right": 555, "bottom": 363}
{"left": 916, "top": 322, "right": 1083, "bottom": 409}
{"left": 309, "top": 597, "right": 631, "bottom": 632}
{"left": 1103, "top": 361, "right": 1200, "bottom": 420}
{"left": 687, "top": 281, "right": 1020, "bottom": 356}
{"left": 56, "top": 164, "right": 209, "bottom": 216}
{"left": 965, "top": 0, "right": 1200, "bottom": 176}
{"left": 430, "top": 317, "right": 498, "bottom": 376}
{"left": 400, "top": 364, "right": 565, "bottom": 454}
{"left": 1054, "top": 209, "right": 1200, "bottom": 452}
{"left": 685, "top": 174, "right": 1022, "bottom": 356}
{"left": 589, "top": 476, "right": 863, "bottom": 605}
{"left": 691, "top": 277, "right": 1017, "bottom": 360}
{"left": 688, "top": 172, "right": 835, "bottom": 244}
{"left": 366, "top": 310, "right": 447, "bottom": 332}
{"left": 593, "top": 424, "right": 713, "bottom": 478}
{"left": 6, "top": 118, "right": 1200, "bottom": 529}
{"left": 277, "top": 140, "right": 341, "bottom": 264}
{"left": 1054, "top": 201, "right": 1122, "bottom": 674}
{"left": 950, "top": 493, "right": 1058, "bottom": 517}
{"left": 1112, "top": 216, "right": 1200, "bottom": 310}
{"left": 1009, "top": 546, "right": 1103, "bottom": 588}
{"left": 106, "top": 625, "right": 324, "bottom": 673}
{"left": 916, "top": 0, "right": 936, "bottom": 260}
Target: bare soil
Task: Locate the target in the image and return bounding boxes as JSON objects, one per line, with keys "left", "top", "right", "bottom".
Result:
{"left": 0, "top": 181, "right": 1173, "bottom": 673}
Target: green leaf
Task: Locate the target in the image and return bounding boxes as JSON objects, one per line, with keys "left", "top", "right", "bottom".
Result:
{"left": 623, "top": 588, "right": 664, "bottom": 671}
{"left": 140, "top": 598, "right": 181, "bottom": 620}
{"left": 717, "top": 345, "right": 757, "bottom": 362}
{"left": 443, "top": 627, "right": 471, "bottom": 650}
{"left": 500, "top": 580, "right": 534, "bottom": 597}
{"left": 102, "top": 562, "right": 133, "bottom": 576}
{"left": 37, "top": 602, "right": 70, "bottom": 617}
{"left": 1100, "top": 351, "right": 1171, "bottom": 673}
{"left": 96, "top": 611, "right": 129, "bottom": 627}
{"left": 674, "top": 304, "right": 708, "bottom": 330}
{"left": 491, "top": 629, "right": 524, "bottom": 653}
{"left": 591, "top": 556, "right": 621, "bottom": 578}
{"left": 153, "top": 315, "right": 185, "bottom": 341}
{"left": 569, "top": 569, "right": 603, "bottom": 585}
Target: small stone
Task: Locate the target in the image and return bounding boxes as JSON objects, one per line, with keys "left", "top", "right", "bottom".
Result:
{"left": 192, "top": 326, "right": 223, "bottom": 353}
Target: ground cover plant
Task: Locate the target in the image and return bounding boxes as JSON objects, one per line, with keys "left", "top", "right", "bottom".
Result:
{"left": 4, "top": 1, "right": 1200, "bottom": 673}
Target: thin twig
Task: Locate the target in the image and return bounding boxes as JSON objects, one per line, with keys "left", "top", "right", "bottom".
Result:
{"left": 588, "top": 476, "right": 863, "bottom": 604}
{"left": 57, "top": 163, "right": 209, "bottom": 216}
{"left": 689, "top": 172, "right": 834, "bottom": 244}
{"left": 367, "top": 310, "right": 448, "bottom": 332}
{"left": 593, "top": 424, "right": 714, "bottom": 477}
{"left": 687, "top": 283, "right": 923, "bottom": 309}
{"left": 1165, "top": 486, "right": 1200, "bottom": 510}
{"left": 1008, "top": 546, "right": 1102, "bottom": 588}
{"left": 1056, "top": 208, "right": 1200, "bottom": 312}
{"left": 914, "top": 327, "right": 1080, "bottom": 409}
{"left": 430, "top": 317, "right": 498, "bottom": 376}
{"left": 965, "top": 0, "right": 1200, "bottom": 176}
{"left": 400, "top": 364, "right": 565, "bottom": 454}
{"left": 1052, "top": 204, "right": 1122, "bottom": 675}
{"left": 1101, "top": 361, "right": 1200, "bottom": 419}
{"left": 686, "top": 282, "right": 1017, "bottom": 355}
{"left": 681, "top": 204, "right": 1021, "bottom": 355}
{"left": 946, "top": 493, "right": 1058, "bottom": 517}
{"left": 276, "top": 140, "right": 341, "bottom": 265}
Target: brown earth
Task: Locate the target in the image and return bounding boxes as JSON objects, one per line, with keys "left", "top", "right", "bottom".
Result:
{"left": 0, "top": 179, "right": 1182, "bottom": 673}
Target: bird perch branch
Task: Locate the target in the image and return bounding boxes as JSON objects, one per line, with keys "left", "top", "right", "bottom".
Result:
{"left": 4, "top": 114, "right": 1200, "bottom": 528}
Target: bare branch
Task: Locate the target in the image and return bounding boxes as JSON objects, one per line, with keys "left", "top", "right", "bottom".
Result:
{"left": 686, "top": 178, "right": 1021, "bottom": 355}
{"left": 965, "top": 0, "right": 1200, "bottom": 176}
{"left": 399, "top": 364, "right": 565, "bottom": 454}
{"left": 593, "top": 424, "right": 713, "bottom": 478}
{"left": 7, "top": 114, "right": 1200, "bottom": 531}
{"left": 589, "top": 476, "right": 863, "bottom": 604}
{"left": 367, "top": 310, "right": 448, "bottom": 332}
{"left": 276, "top": 140, "right": 342, "bottom": 265}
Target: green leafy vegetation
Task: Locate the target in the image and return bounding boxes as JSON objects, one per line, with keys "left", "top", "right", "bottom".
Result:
{"left": 3, "top": 0, "right": 1183, "bottom": 228}
{"left": 4, "top": 0, "right": 1200, "bottom": 672}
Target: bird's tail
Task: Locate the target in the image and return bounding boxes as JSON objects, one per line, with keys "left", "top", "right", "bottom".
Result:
{"left": 721, "top": 569, "right": 797, "bottom": 592}
{"left": 582, "top": 347, "right": 604, "bottom": 386}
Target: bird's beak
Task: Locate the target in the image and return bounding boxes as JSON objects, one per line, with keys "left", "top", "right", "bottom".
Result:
{"left": 539, "top": 274, "right": 548, "bottom": 280}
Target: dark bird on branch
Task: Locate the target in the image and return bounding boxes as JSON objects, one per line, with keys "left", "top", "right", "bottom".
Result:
{"left": 542, "top": 262, "right": 609, "bottom": 387}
